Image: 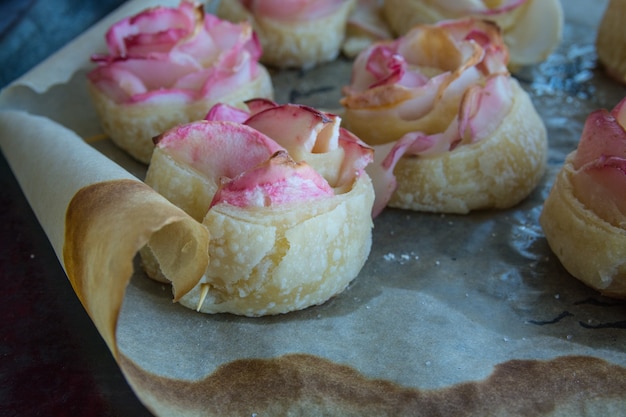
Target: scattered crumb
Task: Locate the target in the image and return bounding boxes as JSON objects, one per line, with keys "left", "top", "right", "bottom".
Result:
{"left": 383, "top": 253, "right": 396, "bottom": 261}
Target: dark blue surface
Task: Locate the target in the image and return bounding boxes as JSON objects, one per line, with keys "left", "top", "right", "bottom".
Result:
{"left": 0, "top": 1, "right": 153, "bottom": 415}
{"left": 0, "top": 0, "right": 126, "bottom": 87}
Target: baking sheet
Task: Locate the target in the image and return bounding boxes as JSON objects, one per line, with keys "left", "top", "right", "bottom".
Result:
{"left": 1, "top": 0, "right": 625, "bottom": 415}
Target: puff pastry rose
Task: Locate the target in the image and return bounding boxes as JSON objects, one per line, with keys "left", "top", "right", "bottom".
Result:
{"left": 340, "top": 18, "right": 547, "bottom": 216}
{"left": 596, "top": 0, "right": 626, "bottom": 84}
{"left": 540, "top": 98, "right": 626, "bottom": 298}
{"left": 142, "top": 99, "right": 375, "bottom": 316}
{"left": 382, "top": 0, "right": 563, "bottom": 68}
{"left": 216, "top": 0, "right": 356, "bottom": 68}
{"left": 87, "top": 1, "right": 273, "bottom": 164}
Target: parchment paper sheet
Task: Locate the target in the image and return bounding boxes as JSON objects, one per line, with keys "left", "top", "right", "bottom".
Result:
{"left": 1, "top": 1, "right": 625, "bottom": 416}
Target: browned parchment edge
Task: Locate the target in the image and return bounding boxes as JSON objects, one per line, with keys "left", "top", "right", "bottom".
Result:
{"left": 118, "top": 352, "right": 626, "bottom": 416}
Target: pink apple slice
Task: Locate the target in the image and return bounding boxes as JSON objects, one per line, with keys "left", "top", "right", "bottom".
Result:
{"left": 244, "top": 104, "right": 339, "bottom": 155}
{"left": 572, "top": 157, "right": 626, "bottom": 227}
{"left": 205, "top": 103, "right": 250, "bottom": 123}
{"left": 573, "top": 106, "right": 626, "bottom": 170}
{"left": 204, "top": 101, "right": 374, "bottom": 188}
{"left": 569, "top": 97, "right": 626, "bottom": 226}
{"left": 154, "top": 121, "right": 283, "bottom": 179}
{"left": 244, "top": 97, "right": 280, "bottom": 115}
{"left": 146, "top": 121, "right": 284, "bottom": 220}
{"left": 210, "top": 151, "right": 335, "bottom": 208}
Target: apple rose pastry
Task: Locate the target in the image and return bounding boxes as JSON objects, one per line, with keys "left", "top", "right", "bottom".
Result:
{"left": 381, "top": 0, "right": 563, "bottom": 68}
{"left": 342, "top": 0, "right": 393, "bottom": 58}
{"left": 142, "top": 99, "right": 375, "bottom": 316}
{"left": 597, "top": 0, "right": 626, "bottom": 84}
{"left": 540, "top": 98, "right": 626, "bottom": 298}
{"left": 340, "top": 18, "right": 547, "bottom": 216}
{"left": 216, "top": 0, "right": 356, "bottom": 68}
{"left": 87, "top": 1, "right": 273, "bottom": 164}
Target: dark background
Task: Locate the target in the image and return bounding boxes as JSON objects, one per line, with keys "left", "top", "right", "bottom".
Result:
{"left": 1, "top": 1, "right": 154, "bottom": 415}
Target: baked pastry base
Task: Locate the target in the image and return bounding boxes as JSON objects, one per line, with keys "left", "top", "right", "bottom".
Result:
{"left": 388, "top": 80, "right": 547, "bottom": 213}
{"left": 217, "top": 0, "right": 356, "bottom": 69}
{"left": 540, "top": 154, "right": 626, "bottom": 298}
{"left": 88, "top": 65, "right": 273, "bottom": 164}
{"left": 596, "top": 0, "right": 626, "bottom": 84}
{"left": 142, "top": 174, "right": 374, "bottom": 316}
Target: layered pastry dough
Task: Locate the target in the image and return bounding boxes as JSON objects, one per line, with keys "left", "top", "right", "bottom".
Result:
{"left": 217, "top": 0, "right": 356, "bottom": 68}
{"left": 390, "top": 79, "right": 546, "bottom": 214}
{"left": 340, "top": 18, "right": 547, "bottom": 215}
{"left": 87, "top": 1, "right": 273, "bottom": 164}
{"left": 342, "top": 0, "right": 393, "bottom": 58}
{"left": 540, "top": 98, "right": 626, "bottom": 298}
{"left": 142, "top": 100, "right": 375, "bottom": 315}
{"left": 382, "top": 0, "right": 563, "bottom": 68}
{"left": 596, "top": 0, "right": 626, "bottom": 84}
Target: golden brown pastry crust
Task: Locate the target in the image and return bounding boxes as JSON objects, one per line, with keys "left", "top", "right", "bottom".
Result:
{"left": 596, "top": 0, "right": 626, "bottom": 84}
{"left": 142, "top": 173, "right": 374, "bottom": 316}
{"left": 144, "top": 145, "right": 217, "bottom": 223}
{"left": 388, "top": 80, "right": 547, "bottom": 213}
{"left": 87, "top": 66, "right": 273, "bottom": 164}
{"left": 217, "top": 0, "right": 356, "bottom": 68}
{"left": 540, "top": 154, "right": 626, "bottom": 298}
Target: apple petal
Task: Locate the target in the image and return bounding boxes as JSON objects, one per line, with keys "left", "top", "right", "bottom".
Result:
{"left": 154, "top": 121, "right": 284, "bottom": 182}
{"left": 104, "top": 1, "right": 201, "bottom": 58}
{"left": 458, "top": 74, "right": 513, "bottom": 144}
{"left": 88, "top": 1, "right": 265, "bottom": 105}
{"left": 244, "top": 104, "right": 339, "bottom": 157}
{"left": 572, "top": 107, "right": 626, "bottom": 170}
{"left": 204, "top": 103, "right": 250, "bottom": 123}
{"left": 365, "top": 117, "right": 464, "bottom": 216}
{"left": 342, "top": 18, "right": 511, "bottom": 149}
{"left": 202, "top": 100, "right": 373, "bottom": 192}
{"left": 500, "top": 0, "right": 563, "bottom": 66}
{"left": 245, "top": 98, "right": 280, "bottom": 115}
{"left": 87, "top": 65, "right": 149, "bottom": 102}
{"left": 383, "top": 0, "right": 561, "bottom": 68}
{"left": 584, "top": 157, "right": 626, "bottom": 207}
{"left": 366, "top": 133, "right": 420, "bottom": 216}
{"left": 569, "top": 97, "right": 626, "bottom": 227}
{"left": 572, "top": 157, "right": 626, "bottom": 227}
{"left": 210, "top": 151, "right": 334, "bottom": 208}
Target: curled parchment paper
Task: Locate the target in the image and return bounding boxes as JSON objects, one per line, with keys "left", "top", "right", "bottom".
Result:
{"left": 1, "top": 0, "right": 625, "bottom": 415}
